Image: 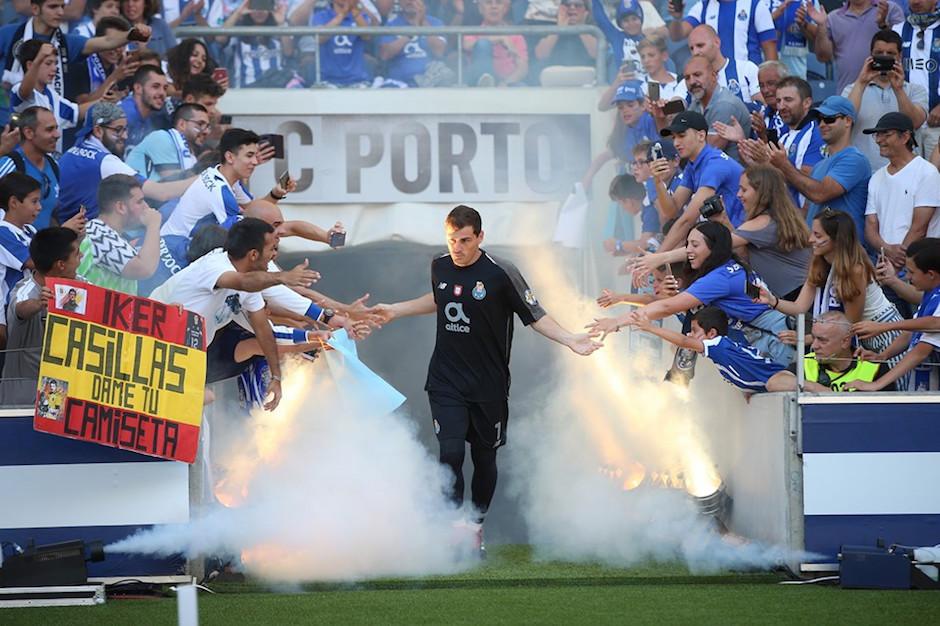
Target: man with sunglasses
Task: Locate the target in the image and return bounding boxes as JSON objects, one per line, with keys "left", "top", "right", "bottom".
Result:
{"left": 894, "top": 0, "right": 940, "bottom": 159}
{"left": 127, "top": 103, "right": 210, "bottom": 182}
{"left": 56, "top": 101, "right": 193, "bottom": 222}
{"left": 767, "top": 95, "right": 871, "bottom": 239}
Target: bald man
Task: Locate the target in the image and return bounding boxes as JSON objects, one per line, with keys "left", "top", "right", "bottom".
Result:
{"left": 676, "top": 55, "right": 751, "bottom": 162}
{"left": 688, "top": 24, "right": 762, "bottom": 105}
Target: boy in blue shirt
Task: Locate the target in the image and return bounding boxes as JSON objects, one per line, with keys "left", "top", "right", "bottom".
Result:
{"left": 848, "top": 238, "right": 940, "bottom": 392}
{"left": 604, "top": 172, "right": 660, "bottom": 256}
{"left": 631, "top": 305, "right": 787, "bottom": 392}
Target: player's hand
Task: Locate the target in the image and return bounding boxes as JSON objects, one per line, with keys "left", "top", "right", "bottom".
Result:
{"left": 263, "top": 378, "right": 282, "bottom": 411}
{"left": 370, "top": 303, "right": 396, "bottom": 326}
{"left": 851, "top": 320, "right": 887, "bottom": 340}
{"left": 585, "top": 316, "right": 621, "bottom": 340}
{"left": 281, "top": 259, "right": 320, "bottom": 288}
{"left": 568, "top": 333, "right": 603, "bottom": 355}
{"left": 596, "top": 288, "right": 622, "bottom": 308}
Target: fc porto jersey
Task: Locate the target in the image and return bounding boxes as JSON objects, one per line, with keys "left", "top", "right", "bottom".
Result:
{"left": 426, "top": 250, "right": 545, "bottom": 402}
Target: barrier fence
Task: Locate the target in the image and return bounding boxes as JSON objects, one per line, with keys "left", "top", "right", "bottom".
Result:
{"left": 175, "top": 25, "right": 609, "bottom": 86}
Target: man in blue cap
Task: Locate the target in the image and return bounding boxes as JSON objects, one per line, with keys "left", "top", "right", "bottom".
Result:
{"left": 582, "top": 80, "right": 658, "bottom": 189}
{"left": 768, "top": 95, "right": 872, "bottom": 237}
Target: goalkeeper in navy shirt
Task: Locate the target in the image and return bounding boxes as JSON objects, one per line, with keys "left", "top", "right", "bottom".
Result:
{"left": 630, "top": 306, "right": 788, "bottom": 392}
{"left": 374, "top": 205, "right": 601, "bottom": 555}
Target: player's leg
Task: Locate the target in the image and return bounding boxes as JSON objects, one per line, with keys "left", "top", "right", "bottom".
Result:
{"left": 428, "top": 392, "right": 472, "bottom": 507}
{"left": 466, "top": 398, "right": 508, "bottom": 519}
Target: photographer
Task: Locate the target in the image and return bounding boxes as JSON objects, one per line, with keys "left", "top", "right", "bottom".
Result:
{"left": 842, "top": 30, "right": 927, "bottom": 170}
{"left": 646, "top": 139, "right": 685, "bottom": 223}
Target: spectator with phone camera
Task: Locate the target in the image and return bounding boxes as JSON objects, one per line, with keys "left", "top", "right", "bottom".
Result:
{"left": 463, "top": 0, "right": 529, "bottom": 87}
{"left": 298, "top": 0, "right": 376, "bottom": 87}
{"left": 646, "top": 139, "right": 685, "bottom": 223}
{"left": 378, "top": 0, "right": 449, "bottom": 87}
{"left": 862, "top": 112, "right": 940, "bottom": 318}
{"left": 842, "top": 30, "right": 928, "bottom": 171}
{"left": 66, "top": 16, "right": 141, "bottom": 107}
{"left": 219, "top": 0, "right": 295, "bottom": 88}
{"left": 120, "top": 0, "right": 177, "bottom": 56}
{"left": 165, "top": 38, "right": 217, "bottom": 99}
{"left": 637, "top": 35, "right": 686, "bottom": 102}
{"left": 591, "top": 0, "right": 646, "bottom": 82}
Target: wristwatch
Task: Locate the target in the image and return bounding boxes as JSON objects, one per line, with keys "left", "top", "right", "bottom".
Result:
{"left": 321, "top": 308, "right": 335, "bottom": 325}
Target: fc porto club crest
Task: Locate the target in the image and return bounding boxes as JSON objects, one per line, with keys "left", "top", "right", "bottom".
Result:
{"left": 453, "top": 284, "right": 463, "bottom": 296}
{"left": 524, "top": 289, "right": 538, "bottom": 306}
{"left": 737, "top": 9, "right": 748, "bottom": 21}
{"left": 727, "top": 78, "right": 741, "bottom": 96}
{"left": 472, "top": 281, "right": 487, "bottom": 300}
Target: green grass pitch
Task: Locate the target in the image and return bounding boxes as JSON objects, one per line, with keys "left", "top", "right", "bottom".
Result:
{"left": 4, "top": 546, "right": 939, "bottom": 625}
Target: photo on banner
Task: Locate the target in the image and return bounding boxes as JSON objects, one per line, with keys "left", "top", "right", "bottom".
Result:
{"left": 33, "top": 278, "right": 208, "bottom": 464}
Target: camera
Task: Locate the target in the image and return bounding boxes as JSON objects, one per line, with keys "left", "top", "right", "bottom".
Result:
{"left": 871, "top": 55, "right": 894, "bottom": 73}
{"left": 650, "top": 142, "right": 665, "bottom": 161}
{"left": 699, "top": 194, "right": 725, "bottom": 219}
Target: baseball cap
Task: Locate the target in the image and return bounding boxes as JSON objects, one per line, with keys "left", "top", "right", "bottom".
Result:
{"left": 660, "top": 111, "right": 709, "bottom": 137}
{"left": 617, "top": 0, "right": 644, "bottom": 21}
{"left": 90, "top": 101, "right": 126, "bottom": 127}
{"left": 810, "top": 95, "right": 856, "bottom": 121}
{"left": 611, "top": 80, "right": 645, "bottom": 104}
{"left": 647, "top": 140, "right": 678, "bottom": 161}
{"left": 862, "top": 112, "right": 918, "bottom": 145}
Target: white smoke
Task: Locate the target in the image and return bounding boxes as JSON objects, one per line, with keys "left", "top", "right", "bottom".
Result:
{"left": 504, "top": 246, "right": 817, "bottom": 572}
{"left": 108, "top": 343, "right": 478, "bottom": 582}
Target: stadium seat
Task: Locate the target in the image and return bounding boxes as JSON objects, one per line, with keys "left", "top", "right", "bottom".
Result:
{"left": 539, "top": 66, "right": 596, "bottom": 87}
{"left": 809, "top": 80, "right": 838, "bottom": 104}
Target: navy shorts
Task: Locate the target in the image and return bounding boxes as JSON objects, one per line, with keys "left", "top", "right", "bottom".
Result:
{"left": 427, "top": 391, "right": 509, "bottom": 449}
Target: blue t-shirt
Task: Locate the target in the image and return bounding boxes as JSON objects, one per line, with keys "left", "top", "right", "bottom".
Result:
{"left": 644, "top": 171, "right": 685, "bottom": 208}
{"left": 702, "top": 335, "right": 785, "bottom": 391}
{"left": 686, "top": 260, "right": 769, "bottom": 323}
{"left": 379, "top": 15, "right": 445, "bottom": 85}
{"left": 911, "top": 285, "right": 940, "bottom": 348}
{"left": 640, "top": 201, "right": 660, "bottom": 235}
{"left": 619, "top": 113, "right": 659, "bottom": 164}
{"left": 311, "top": 8, "right": 372, "bottom": 85}
{"left": 805, "top": 147, "right": 870, "bottom": 240}
{"left": 680, "top": 144, "right": 746, "bottom": 226}
{"left": 0, "top": 147, "right": 60, "bottom": 228}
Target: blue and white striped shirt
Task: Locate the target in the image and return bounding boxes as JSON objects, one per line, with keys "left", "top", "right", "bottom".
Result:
{"left": 896, "top": 20, "right": 940, "bottom": 112}
{"left": 684, "top": 0, "right": 777, "bottom": 65}
{"left": 780, "top": 118, "right": 825, "bottom": 209}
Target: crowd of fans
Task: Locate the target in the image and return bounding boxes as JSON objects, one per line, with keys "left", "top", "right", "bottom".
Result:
{"left": 0, "top": 0, "right": 938, "bottom": 405}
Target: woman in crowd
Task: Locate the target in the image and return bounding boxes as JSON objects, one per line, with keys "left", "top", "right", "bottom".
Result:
{"left": 633, "top": 165, "right": 810, "bottom": 300}
{"left": 74, "top": 0, "right": 123, "bottom": 38}
{"left": 589, "top": 221, "right": 795, "bottom": 365}
{"left": 759, "top": 208, "right": 906, "bottom": 378}
{"left": 166, "top": 38, "right": 216, "bottom": 97}
{"left": 121, "top": 0, "right": 178, "bottom": 56}
{"left": 221, "top": 0, "right": 294, "bottom": 88}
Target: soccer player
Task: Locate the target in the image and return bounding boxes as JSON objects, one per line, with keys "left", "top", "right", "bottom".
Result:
{"left": 374, "top": 205, "right": 601, "bottom": 555}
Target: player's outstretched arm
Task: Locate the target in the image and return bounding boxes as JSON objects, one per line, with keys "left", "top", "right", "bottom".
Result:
{"left": 531, "top": 315, "right": 603, "bottom": 356}
{"left": 373, "top": 293, "right": 436, "bottom": 325}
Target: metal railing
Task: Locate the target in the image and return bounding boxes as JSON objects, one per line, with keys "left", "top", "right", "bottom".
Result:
{"left": 175, "top": 25, "right": 607, "bottom": 86}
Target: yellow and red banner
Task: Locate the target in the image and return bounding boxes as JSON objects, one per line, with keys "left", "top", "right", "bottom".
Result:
{"left": 34, "top": 278, "right": 207, "bottom": 463}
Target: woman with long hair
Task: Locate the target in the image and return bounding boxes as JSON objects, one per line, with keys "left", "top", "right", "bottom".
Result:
{"left": 588, "top": 221, "right": 795, "bottom": 365}
{"left": 121, "top": 0, "right": 178, "bottom": 56}
{"left": 166, "top": 38, "right": 216, "bottom": 97}
{"left": 635, "top": 165, "right": 811, "bottom": 299}
{"left": 760, "top": 208, "right": 906, "bottom": 378}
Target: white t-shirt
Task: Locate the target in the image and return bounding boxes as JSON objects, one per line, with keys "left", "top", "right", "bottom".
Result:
{"left": 161, "top": 166, "right": 252, "bottom": 239}
{"left": 865, "top": 156, "right": 940, "bottom": 245}
{"left": 149, "top": 248, "right": 264, "bottom": 341}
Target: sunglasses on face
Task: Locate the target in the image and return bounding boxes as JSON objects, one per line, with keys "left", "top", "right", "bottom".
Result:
{"left": 819, "top": 115, "right": 844, "bottom": 125}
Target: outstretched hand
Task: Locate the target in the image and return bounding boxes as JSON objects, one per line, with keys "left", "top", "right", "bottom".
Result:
{"left": 568, "top": 333, "right": 603, "bottom": 355}
{"left": 585, "top": 317, "right": 621, "bottom": 341}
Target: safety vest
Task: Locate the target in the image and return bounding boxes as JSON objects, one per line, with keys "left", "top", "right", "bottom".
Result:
{"left": 803, "top": 353, "right": 881, "bottom": 392}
